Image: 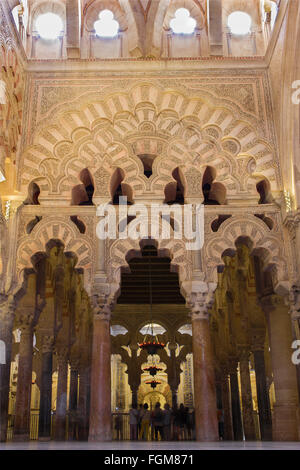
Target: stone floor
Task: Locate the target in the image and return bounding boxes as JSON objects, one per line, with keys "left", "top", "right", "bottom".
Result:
{"left": 0, "top": 441, "right": 300, "bottom": 450}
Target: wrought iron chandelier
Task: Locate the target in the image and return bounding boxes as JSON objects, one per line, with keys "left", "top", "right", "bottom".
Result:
{"left": 145, "top": 379, "right": 162, "bottom": 389}
{"left": 143, "top": 365, "right": 163, "bottom": 377}
{"left": 138, "top": 248, "right": 165, "bottom": 355}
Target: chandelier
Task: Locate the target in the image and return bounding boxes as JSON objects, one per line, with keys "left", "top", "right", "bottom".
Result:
{"left": 145, "top": 379, "right": 161, "bottom": 389}
{"left": 139, "top": 340, "right": 165, "bottom": 355}
{"left": 143, "top": 365, "right": 163, "bottom": 376}
{"left": 138, "top": 247, "right": 165, "bottom": 356}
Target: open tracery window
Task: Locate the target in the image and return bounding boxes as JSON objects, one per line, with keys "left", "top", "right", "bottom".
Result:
{"left": 35, "top": 12, "right": 63, "bottom": 40}
{"left": 170, "top": 8, "right": 197, "bottom": 35}
{"left": 94, "top": 9, "right": 119, "bottom": 38}
{"left": 227, "top": 11, "right": 252, "bottom": 35}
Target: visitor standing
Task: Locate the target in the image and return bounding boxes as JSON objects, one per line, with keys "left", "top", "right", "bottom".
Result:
{"left": 139, "top": 403, "right": 151, "bottom": 440}
{"left": 129, "top": 403, "right": 139, "bottom": 440}
{"left": 162, "top": 403, "right": 172, "bottom": 440}
{"left": 152, "top": 402, "right": 164, "bottom": 441}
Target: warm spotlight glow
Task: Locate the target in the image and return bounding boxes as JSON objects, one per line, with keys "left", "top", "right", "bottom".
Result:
{"left": 170, "top": 8, "right": 196, "bottom": 35}
{"left": 227, "top": 11, "right": 252, "bottom": 35}
{"left": 35, "top": 13, "right": 63, "bottom": 40}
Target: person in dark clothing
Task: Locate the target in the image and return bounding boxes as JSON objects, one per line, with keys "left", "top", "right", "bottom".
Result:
{"left": 172, "top": 404, "right": 180, "bottom": 440}
{"left": 178, "top": 403, "right": 187, "bottom": 440}
{"left": 152, "top": 402, "right": 164, "bottom": 441}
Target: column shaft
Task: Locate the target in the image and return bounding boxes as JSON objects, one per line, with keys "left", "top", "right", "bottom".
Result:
{"left": 55, "top": 355, "right": 68, "bottom": 440}
{"left": 239, "top": 354, "right": 256, "bottom": 440}
{"left": 263, "top": 296, "right": 299, "bottom": 440}
{"left": 221, "top": 373, "right": 234, "bottom": 440}
{"left": 88, "top": 315, "right": 111, "bottom": 441}
{"left": 68, "top": 367, "right": 78, "bottom": 441}
{"left": 78, "top": 366, "right": 89, "bottom": 441}
{"left": 38, "top": 344, "right": 53, "bottom": 440}
{"left": 0, "top": 316, "right": 13, "bottom": 442}
{"left": 192, "top": 316, "right": 218, "bottom": 441}
{"left": 13, "top": 326, "right": 34, "bottom": 441}
{"left": 230, "top": 370, "right": 243, "bottom": 440}
{"left": 253, "top": 349, "right": 272, "bottom": 441}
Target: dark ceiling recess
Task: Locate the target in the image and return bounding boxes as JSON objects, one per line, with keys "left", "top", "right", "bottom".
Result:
{"left": 117, "top": 245, "right": 185, "bottom": 304}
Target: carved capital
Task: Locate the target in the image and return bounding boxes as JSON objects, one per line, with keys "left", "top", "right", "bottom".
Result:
{"left": 0, "top": 294, "right": 17, "bottom": 331}
{"left": 188, "top": 287, "right": 215, "bottom": 320}
{"left": 41, "top": 335, "right": 55, "bottom": 354}
{"left": 238, "top": 348, "right": 251, "bottom": 363}
{"left": 228, "top": 357, "right": 239, "bottom": 374}
{"left": 91, "top": 294, "right": 114, "bottom": 321}
{"left": 56, "top": 345, "right": 69, "bottom": 364}
{"left": 251, "top": 328, "right": 266, "bottom": 352}
{"left": 259, "top": 293, "right": 285, "bottom": 314}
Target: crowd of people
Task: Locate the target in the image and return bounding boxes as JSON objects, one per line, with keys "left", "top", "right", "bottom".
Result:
{"left": 128, "top": 402, "right": 195, "bottom": 441}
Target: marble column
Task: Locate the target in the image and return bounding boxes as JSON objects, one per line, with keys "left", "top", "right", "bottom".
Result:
{"left": 221, "top": 371, "right": 234, "bottom": 440}
{"left": 68, "top": 365, "right": 78, "bottom": 441}
{"left": 191, "top": 295, "right": 218, "bottom": 441}
{"left": 239, "top": 349, "right": 256, "bottom": 440}
{"left": 54, "top": 349, "right": 68, "bottom": 440}
{"left": 261, "top": 294, "right": 299, "bottom": 441}
{"left": 0, "top": 298, "right": 15, "bottom": 442}
{"left": 88, "top": 308, "right": 112, "bottom": 441}
{"left": 229, "top": 362, "right": 243, "bottom": 440}
{"left": 78, "top": 365, "right": 89, "bottom": 441}
{"left": 253, "top": 348, "right": 272, "bottom": 441}
{"left": 168, "top": 343, "right": 180, "bottom": 410}
{"left": 13, "top": 323, "right": 34, "bottom": 441}
{"left": 38, "top": 335, "right": 54, "bottom": 440}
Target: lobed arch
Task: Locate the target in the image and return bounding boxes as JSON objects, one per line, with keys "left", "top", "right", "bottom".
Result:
{"left": 108, "top": 234, "right": 192, "bottom": 300}
{"left": 28, "top": 0, "right": 66, "bottom": 30}
{"left": 16, "top": 217, "right": 93, "bottom": 293}
{"left": 149, "top": 0, "right": 206, "bottom": 57}
{"left": 20, "top": 82, "right": 280, "bottom": 202}
{"left": 26, "top": 81, "right": 270, "bottom": 143}
{"left": 82, "top": 0, "right": 141, "bottom": 58}
{"left": 203, "top": 213, "right": 288, "bottom": 286}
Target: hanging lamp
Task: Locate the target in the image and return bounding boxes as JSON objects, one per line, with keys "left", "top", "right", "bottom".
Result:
{"left": 143, "top": 365, "right": 163, "bottom": 376}
{"left": 138, "top": 247, "right": 165, "bottom": 355}
{"left": 145, "top": 379, "right": 161, "bottom": 389}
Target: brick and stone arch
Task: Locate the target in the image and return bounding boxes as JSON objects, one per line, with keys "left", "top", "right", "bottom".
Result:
{"left": 20, "top": 83, "right": 280, "bottom": 206}
{"left": 107, "top": 229, "right": 192, "bottom": 299}
{"left": 203, "top": 214, "right": 288, "bottom": 285}
{"left": 82, "top": 0, "right": 140, "bottom": 59}
{"left": 16, "top": 217, "right": 93, "bottom": 292}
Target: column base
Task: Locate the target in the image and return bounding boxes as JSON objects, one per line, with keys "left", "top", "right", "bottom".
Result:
{"left": 38, "top": 436, "right": 52, "bottom": 442}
